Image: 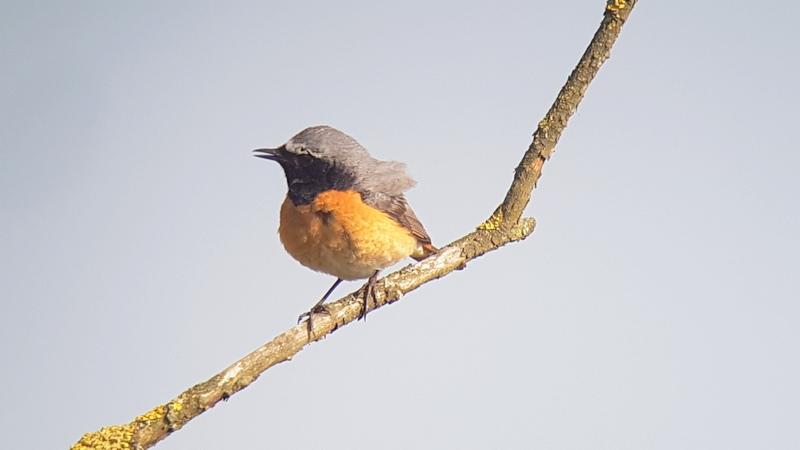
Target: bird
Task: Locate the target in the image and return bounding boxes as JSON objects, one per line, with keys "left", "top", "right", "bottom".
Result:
{"left": 254, "top": 125, "right": 436, "bottom": 330}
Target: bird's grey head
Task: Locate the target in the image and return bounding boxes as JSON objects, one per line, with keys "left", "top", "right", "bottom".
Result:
{"left": 284, "top": 125, "right": 370, "bottom": 164}
{"left": 254, "top": 125, "right": 416, "bottom": 205}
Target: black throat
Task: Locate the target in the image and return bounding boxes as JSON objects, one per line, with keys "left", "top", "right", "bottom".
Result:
{"left": 278, "top": 155, "right": 357, "bottom": 205}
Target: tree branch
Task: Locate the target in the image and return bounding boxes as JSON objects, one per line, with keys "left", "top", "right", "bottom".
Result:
{"left": 71, "top": 2, "right": 637, "bottom": 449}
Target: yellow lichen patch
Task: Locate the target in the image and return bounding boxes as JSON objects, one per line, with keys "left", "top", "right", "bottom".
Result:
{"left": 607, "top": 0, "right": 627, "bottom": 11}
{"left": 510, "top": 218, "right": 536, "bottom": 241}
{"left": 169, "top": 401, "right": 183, "bottom": 412}
{"left": 70, "top": 424, "right": 134, "bottom": 450}
{"left": 537, "top": 117, "right": 550, "bottom": 131}
{"left": 135, "top": 404, "right": 167, "bottom": 424}
{"left": 478, "top": 209, "right": 504, "bottom": 231}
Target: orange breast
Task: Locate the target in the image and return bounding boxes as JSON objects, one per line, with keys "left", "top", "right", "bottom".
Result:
{"left": 278, "top": 190, "right": 421, "bottom": 280}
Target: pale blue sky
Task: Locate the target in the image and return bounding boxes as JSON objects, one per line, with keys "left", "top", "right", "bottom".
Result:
{"left": 2, "top": 1, "right": 799, "bottom": 449}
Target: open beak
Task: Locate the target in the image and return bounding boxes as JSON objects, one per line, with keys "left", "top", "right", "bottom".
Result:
{"left": 252, "top": 147, "right": 282, "bottom": 161}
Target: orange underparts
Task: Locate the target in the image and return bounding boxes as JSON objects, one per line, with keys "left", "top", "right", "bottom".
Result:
{"left": 278, "top": 190, "right": 421, "bottom": 280}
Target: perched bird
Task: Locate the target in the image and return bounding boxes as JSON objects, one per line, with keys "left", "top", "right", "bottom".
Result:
{"left": 254, "top": 125, "right": 436, "bottom": 327}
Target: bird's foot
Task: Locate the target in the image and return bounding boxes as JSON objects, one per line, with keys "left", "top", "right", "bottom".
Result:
{"left": 357, "top": 271, "right": 380, "bottom": 322}
{"left": 298, "top": 304, "right": 331, "bottom": 340}
{"left": 297, "top": 303, "right": 332, "bottom": 324}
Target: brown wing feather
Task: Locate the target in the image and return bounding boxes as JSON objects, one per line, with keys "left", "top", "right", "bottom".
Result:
{"left": 361, "top": 192, "right": 437, "bottom": 260}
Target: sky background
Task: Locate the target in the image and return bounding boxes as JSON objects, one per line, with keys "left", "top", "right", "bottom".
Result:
{"left": 2, "top": 1, "right": 799, "bottom": 449}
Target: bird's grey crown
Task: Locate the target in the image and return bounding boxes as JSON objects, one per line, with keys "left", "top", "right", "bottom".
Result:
{"left": 284, "top": 125, "right": 416, "bottom": 196}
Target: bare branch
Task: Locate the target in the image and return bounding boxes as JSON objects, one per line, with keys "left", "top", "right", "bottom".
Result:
{"left": 70, "top": 2, "right": 637, "bottom": 449}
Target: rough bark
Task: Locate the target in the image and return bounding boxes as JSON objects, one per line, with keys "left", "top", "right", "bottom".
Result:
{"left": 71, "top": 2, "right": 637, "bottom": 449}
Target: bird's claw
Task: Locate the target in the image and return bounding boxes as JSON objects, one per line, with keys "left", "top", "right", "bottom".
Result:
{"left": 298, "top": 304, "right": 333, "bottom": 340}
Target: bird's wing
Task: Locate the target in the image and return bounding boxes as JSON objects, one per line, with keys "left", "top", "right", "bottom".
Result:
{"left": 361, "top": 192, "right": 434, "bottom": 247}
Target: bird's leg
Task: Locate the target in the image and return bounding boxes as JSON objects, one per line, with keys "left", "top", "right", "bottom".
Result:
{"left": 358, "top": 270, "right": 380, "bottom": 322}
{"left": 298, "top": 278, "right": 343, "bottom": 338}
